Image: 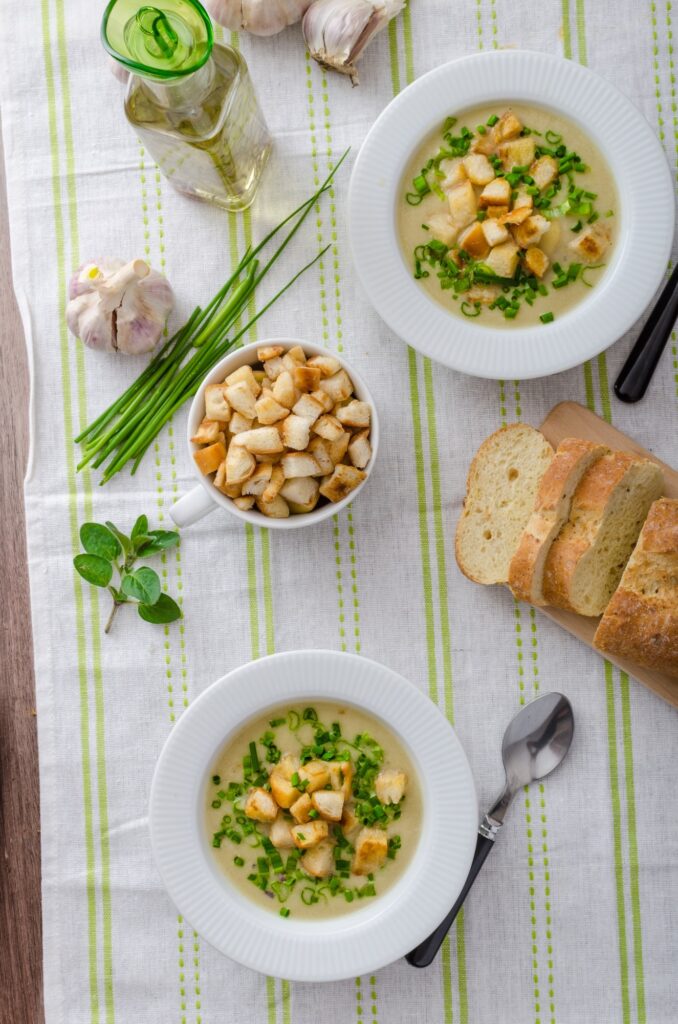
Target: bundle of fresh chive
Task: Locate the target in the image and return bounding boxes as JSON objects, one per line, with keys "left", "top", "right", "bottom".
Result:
{"left": 76, "top": 153, "right": 348, "bottom": 485}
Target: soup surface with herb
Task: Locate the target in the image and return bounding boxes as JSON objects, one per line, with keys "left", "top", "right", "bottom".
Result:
{"left": 206, "top": 704, "right": 421, "bottom": 919}
{"left": 398, "top": 104, "right": 617, "bottom": 325}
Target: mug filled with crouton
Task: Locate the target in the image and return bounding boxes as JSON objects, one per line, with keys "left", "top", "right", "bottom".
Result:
{"left": 171, "top": 340, "right": 378, "bottom": 529}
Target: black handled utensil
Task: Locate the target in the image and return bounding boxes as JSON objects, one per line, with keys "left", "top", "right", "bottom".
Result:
{"left": 406, "top": 692, "right": 574, "bottom": 969}
{"left": 614, "top": 262, "right": 678, "bottom": 403}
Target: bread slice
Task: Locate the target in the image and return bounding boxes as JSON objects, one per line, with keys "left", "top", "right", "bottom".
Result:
{"left": 542, "top": 452, "right": 664, "bottom": 616}
{"left": 594, "top": 498, "right": 678, "bottom": 677}
{"left": 508, "top": 438, "right": 608, "bottom": 605}
{"left": 455, "top": 424, "right": 554, "bottom": 585}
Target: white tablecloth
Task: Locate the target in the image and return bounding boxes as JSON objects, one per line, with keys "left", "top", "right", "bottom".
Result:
{"left": 1, "top": 1, "right": 677, "bottom": 1021}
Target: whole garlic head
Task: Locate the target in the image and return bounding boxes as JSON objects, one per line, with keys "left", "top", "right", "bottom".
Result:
{"left": 204, "top": 0, "right": 312, "bottom": 35}
{"left": 303, "top": 0, "right": 405, "bottom": 84}
{"left": 67, "top": 259, "right": 174, "bottom": 355}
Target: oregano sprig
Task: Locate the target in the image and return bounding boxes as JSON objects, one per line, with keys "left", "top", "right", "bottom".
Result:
{"left": 73, "top": 515, "right": 182, "bottom": 634}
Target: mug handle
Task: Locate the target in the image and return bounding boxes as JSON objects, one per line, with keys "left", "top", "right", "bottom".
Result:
{"left": 170, "top": 485, "right": 217, "bottom": 528}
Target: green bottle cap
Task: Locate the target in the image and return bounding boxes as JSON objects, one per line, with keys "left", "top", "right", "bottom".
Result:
{"left": 102, "top": 0, "right": 213, "bottom": 79}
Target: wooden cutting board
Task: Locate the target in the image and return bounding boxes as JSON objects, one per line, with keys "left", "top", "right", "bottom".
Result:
{"left": 538, "top": 402, "right": 678, "bottom": 708}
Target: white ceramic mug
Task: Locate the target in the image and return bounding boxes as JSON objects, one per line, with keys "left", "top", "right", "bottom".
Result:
{"left": 170, "top": 339, "right": 379, "bottom": 530}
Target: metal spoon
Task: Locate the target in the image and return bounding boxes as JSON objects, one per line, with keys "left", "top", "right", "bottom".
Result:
{"left": 406, "top": 692, "right": 575, "bottom": 968}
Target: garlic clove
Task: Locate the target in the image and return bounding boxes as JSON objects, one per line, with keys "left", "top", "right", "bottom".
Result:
{"left": 302, "top": 0, "right": 405, "bottom": 84}
{"left": 204, "top": 0, "right": 313, "bottom": 36}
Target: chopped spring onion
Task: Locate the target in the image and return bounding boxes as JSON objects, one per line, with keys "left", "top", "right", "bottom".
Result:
{"left": 461, "top": 301, "right": 481, "bottom": 317}
{"left": 486, "top": 114, "right": 499, "bottom": 126}
{"left": 279, "top": 907, "right": 290, "bottom": 918}
{"left": 540, "top": 311, "right": 555, "bottom": 323}
{"left": 545, "top": 130, "right": 563, "bottom": 145}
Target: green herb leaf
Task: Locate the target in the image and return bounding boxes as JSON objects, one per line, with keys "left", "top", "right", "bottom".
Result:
{"left": 136, "top": 529, "right": 180, "bottom": 557}
{"left": 105, "top": 521, "right": 133, "bottom": 557}
{"left": 80, "top": 522, "right": 121, "bottom": 562}
{"left": 131, "top": 514, "right": 150, "bottom": 548}
{"left": 74, "top": 553, "right": 113, "bottom": 588}
{"left": 138, "top": 593, "right": 182, "bottom": 625}
{"left": 121, "top": 566, "right": 162, "bottom": 606}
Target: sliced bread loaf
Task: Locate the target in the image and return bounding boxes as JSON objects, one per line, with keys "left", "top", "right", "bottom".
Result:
{"left": 455, "top": 424, "right": 554, "bottom": 585}
{"left": 594, "top": 498, "right": 678, "bottom": 677}
{"left": 542, "top": 452, "right": 664, "bottom": 616}
{"left": 508, "top": 438, "right": 608, "bottom": 605}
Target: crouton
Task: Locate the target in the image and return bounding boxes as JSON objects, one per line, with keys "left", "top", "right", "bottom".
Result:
{"left": 270, "top": 770, "right": 301, "bottom": 809}
{"left": 483, "top": 240, "right": 519, "bottom": 279}
{"left": 311, "top": 790, "right": 344, "bottom": 822}
{"left": 513, "top": 191, "right": 533, "bottom": 211}
{"left": 232, "top": 426, "right": 284, "bottom": 455}
{"left": 225, "top": 442, "right": 255, "bottom": 484}
{"left": 307, "top": 354, "right": 342, "bottom": 378}
{"left": 280, "top": 476, "right": 320, "bottom": 514}
{"left": 351, "top": 827, "right": 388, "bottom": 875}
{"left": 214, "top": 463, "right": 238, "bottom": 496}
{"left": 257, "top": 345, "right": 285, "bottom": 361}
{"left": 319, "top": 464, "right": 367, "bottom": 503}
{"left": 291, "top": 820, "right": 329, "bottom": 850}
{"left": 462, "top": 153, "right": 495, "bottom": 186}
{"left": 225, "top": 364, "right": 261, "bottom": 396}
{"left": 262, "top": 464, "right": 285, "bottom": 503}
{"left": 328, "top": 761, "right": 353, "bottom": 800}
{"left": 375, "top": 768, "right": 407, "bottom": 805}
{"left": 263, "top": 355, "right": 285, "bottom": 381}
{"left": 530, "top": 155, "right": 559, "bottom": 191}
{"left": 486, "top": 204, "right": 510, "bottom": 219}
{"left": 245, "top": 787, "right": 277, "bottom": 823}
{"left": 481, "top": 218, "right": 510, "bottom": 247}
{"left": 311, "top": 389, "right": 334, "bottom": 413}
{"left": 290, "top": 793, "right": 312, "bottom": 824}
{"left": 523, "top": 246, "right": 550, "bottom": 278}
{"left": 318, "top": 369, "right": 353, "bottom": 404}
{"left": 304, "top": 437, "right": 332, "bottom": 476}
{"left": 271, "top": 369, "right": 295, "bottom": 409}
{"left": 568, "top": 223, "right": 610, "bottom": 263}
{"left": 193, "top": 440, "right": 227, "bottom": 476}
{"left": 225, "top": 381, "right": 257, "bottom": 419}
{"left": 447, "top": 179, "right": 478, "bottom": 229}
{"left": 255, "top": 495, "right": 290, "bottom": 519}
{"left": 281, "top": 414, "right": 311, "bottom": 451}
{"left": 493, "top": 110, "right": 522, "bottom": 142}
{"left": 292, "top": 393, "right": 324, "bottom": 424}
{"left": 301, "top": 841, "right": 335, "bottom": 879}
{"left": 276, "top": 753, "right": 300, "bottom": 778}
{"left": 233, "top": 495, "right": 255, "bottom": 511}
{"left": 426, "top": 211, "right": 460, "bottom": 248}
{"left": 341, "top": 804, "right": 360, "bottom": 839}
{"left": 313, "top": 414, "right": 345, "bottom": 442}
{"left": 466, "top": 285, "right": 501, "bottom": 305}
{"left": 242, "top": 462, "right": 273, "bottom": 496}
{"left": 348, "top": 430, "right": 372, "bottom": 470}
{"left": 471, "top": 132, "right": 496, "bottom": 156}
{"left": 204, "top": 384, "right": 232, "bottom": 422}
{"left": 254, "top": 393, "right": 289, "bottom": 425}
{"left": 336, "top": 400, "right": 371, "bottom": 429}
{"left": 298, "top": 760, "right": 330, "bottom": 793}
{"left": 500, "top": 205, "right": 532, "bottom": 226}
{"left": 269, "top": 813, "right": 295, "bottom": 849}
{"left": 283, "top": 344, "right": 306, "bottom": 366}
{"left": 326, "top": 432, "right": 351, "bottom": 466}
{"left": 229, "top": 411, "right": 253, "bottom": 435}
{"left": 191, "top": 418, "right": 223, "bottom": 445}
{"left": 439, "top": 156, "right": 467, "bottom": 190}
{"left": 480, "top": 177, "right": 511, "bottom": 207}
{"left": 512, "top": 214, "right": 550, "bottom": 249}
{"left": 498, "top": 137, "right": 536, "bottom": 170}
{"left": 281, "top": 452, "right": 321, "bottom": 478}
{"left": 455, "top": 220, "right": 489, "bottom": 260}
{"left": 293, "top": 365, "right": 322, "bottom": 393}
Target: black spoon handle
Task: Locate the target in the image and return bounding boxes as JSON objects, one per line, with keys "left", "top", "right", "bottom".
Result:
{"left": 615, "top": 262, "right": 678, "bottom": 403}
{"left": 405, "top": 832, "right": 495, "bottom": 968}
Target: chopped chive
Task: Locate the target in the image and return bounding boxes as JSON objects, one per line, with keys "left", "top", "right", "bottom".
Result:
{"left": 211, "top": 799, "right": 222, "bottom": 809}
{"left": 249, "top": 742, "right": 260, "bottom": 772}
{"left": 280, "top": 907, "right": 290, "bottom": 918}
{"left": 443, "top": 116, "right": 458, "bottom": 131}
{"left": 212, "top": 775, "right": 221, "bottom": 785}
{"left": 486, "top": 114, "right": 499, "bottom": 126}
{"left": 540, "top": 311, "right": 555, "bottom": 323}
{"left": 269, "top": 717, "right": 285, "bottom": 728}
{"left": 234, "top": 855, "right": 244, "bottom": 866}
{"left": 476, "top": 123, "right": 487, "bottom": 134}
{"left": 504, "top": 307, "right": 518, "bottom": 319}
{"left": 571, "top": 220, "right": 583, "bottom": 233}
{"left": 545, "top": 130, "right": 563, "bottom": 145}
{"left": 212, "top": 836, "right": 221, "bottom": 848}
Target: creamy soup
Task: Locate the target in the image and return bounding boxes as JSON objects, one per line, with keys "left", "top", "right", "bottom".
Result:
{"left": 398, "top": 104, "right": 618, "bottom": 326}
{"left": 206, "top": 703, "right": 421, "bottom": 919}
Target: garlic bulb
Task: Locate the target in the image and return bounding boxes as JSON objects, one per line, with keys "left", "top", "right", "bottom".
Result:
{"left": 204, "top": 0, "right": 313, "bottom": 36}
{"left": 66, "top": 259, "right": 174, "bottom": 355}
{"left": 303, "top": 0, "right": 404, "bottom": 84}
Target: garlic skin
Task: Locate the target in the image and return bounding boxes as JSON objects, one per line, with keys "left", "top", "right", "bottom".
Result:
{"left": 67, "top": 259, "right": 174, "bottom": 355}
{"left": 303, "top": 0, "right": 404, "bottom": 84}
{"left": 204, "top": 0, "right": 313, "bottom": 36}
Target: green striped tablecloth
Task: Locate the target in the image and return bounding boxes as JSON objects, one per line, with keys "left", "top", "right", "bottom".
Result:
{"left": 1, "top": 1, "right": 677, "bottom": 1021}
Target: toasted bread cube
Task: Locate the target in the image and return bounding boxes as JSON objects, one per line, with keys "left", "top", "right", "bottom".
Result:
{"left": 229, "top": 411, "right": 253, "bottom": 435}
{"left": 300, "top": 841, "right": 334, "bottom": 879}
{"left": 462, "top": 153, "right": 495, "bottom": 186}
{"left": 319, "top": 369, "right": 353, "bottom": 404}
{"left": 336, "top": 400, "right": 371, "bottom": 429}
{"left": 254, "top": 393, "right": 289, "bottom": 425}
{"left": 225, "top": 364, "right": 261, "bottom": 396}
{"left": 513, "top": 191, "right": 533, "bottom": 211}
{"left": 484, "top": 240, "right": 519, "bottom": 279}
{"left": 280, "top": 476, "right": 320, "bottom": 514}
{"left": 326, "top": 432, "right": 351, "bottom": 466}
{"left": 270, "top": 770, "right": 301, "bottom": 809}
{"left": 328, "top": 761, "right": 353, "bottom": 800}
{"left": 242, "top": 463, "right": 273, "bottom": 497}
{"left": 480, "top": 177, "right": 511, "bottom": 206}
{"left": 481, "top": 218, "right": 510, "bottom": 247}
{"left": 282, "top": 352, "right": 305, "bottom": 374}
{"left": 263, "top": 356, "right": 285, "bottom": 381}
{"left": 512, "top": 214, "right": 550, "bottom": 249}
{"left": 319, "top": 464, "right": 366, "bottom": 503}
{"left": 498, "top": 137, "right": 535, "bottom": 170}
{"left": 225, "top": 381, "right": 257, "bottom": 419}
{"left": 225, "top": 442, "right": 255, "bottom": 484}
{"left": 375, "top": 768, "right": 407, "bottom": 805}
{"left": 348, "top": 430, "right": 372, "bottom": 470}
{"left": 191, "top": 418, "right": 223, "bottom": 445}
{"left": 568, "top": 223, "right": 610, "bottom": 263}
{"left": 471, "top": 132, "right": 496, "bottom": 155}
{"left": 311, "top": 790, "right": 344, "bottom": 822}
{"left": 299, "top": 760, "right": 331, "bottom": 793}
{"left": 271, "top": 369, "right": 295, "bottom": 409}
{"left": 530, "top": 155, "right": 559, "bottom": 191}
{"left": 351, "top": 827, "right": 388, "bottom": 875}
{"left": 281, "top": 452, "right": 321, "bottom": 478}
{"left": 290, "top": 793, "right": 312, "bottom": 824}
{"left": 245, "top": 787, "right": 277, "bottom": 823}
{"left": 276, "top": 753, "right": 301, "bottom": 779}
{"left": 523, "top": 246, "right": 550, "bottom": 278}
{"left": 308, "top": 437, "right": 334, "bottom": 475}
{"left": 440, "top": 156, "right": 467, "bottom": 190}
{"left": 447, "top": 179, "right": 478, "bottom": 229}
{"left": 311, "top": 389, "right": 334, "bottom": 413}
{"left": 269, "top": 813, "right": 295, "bottom": 849}
{"left": 493, "top": 110, "right": 522, "bottom": 142}
{"left": 233, "top": 427, "right": 285, "bottom": 456}
{"left": 204, "top": 384, "right": 232, "bottom": 422}
{"left": 466, "top": 285, "right": 501, "bottom": 305}
{"left": 313, "top": 414, "right": 345, "bottom": 442}
{"left": 257, "top": 345, "right": 285, "bottom": 361}
{"left": 233, "top": 495, "right": 255, "bottom": 511}
{"left": 262, "top": 464, "right": 285, "bottom": 503}
{"left": 307, "top": 354, "right": 342, "bottom": 378}
{"left": 458, "top": 221, "right": 490, "bottom": 259}
{"left": 213, "top": 462, "right": 231, "bottom": 494}
{"left": 255, "top": 495, "right": 289, "bottom": 518}
{"left": 341, "top": 804, "right": 360, "bottom": 839}
{"left": 285, "top": 344, "right": 306, "bottom": 365}
{"left": 293, "top": 365, "right": 322, "bottom": 392}
{"left": 426, "top": 211, "right": 459, "bottom": 248}
{"left": 281, "top": 414, "right": 311, "bottom": 451}
{"left": 500, "top": 205, "right": 532, "bottom": 226}
{"left": 291, "top": 820, "right": 329, "bottom": 850}
{"left": 193, "top": 441, "right": 227, "bottom": 476}
{"left": 486, "top": 204, "right": 509, "bottom": 219}
{"left": 292, "top": 393, "right": 324, "bottom": 424}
